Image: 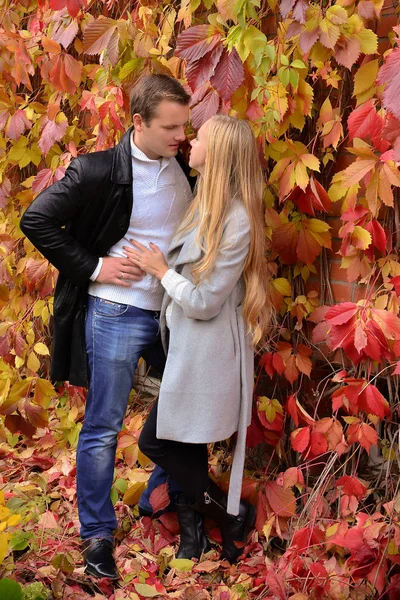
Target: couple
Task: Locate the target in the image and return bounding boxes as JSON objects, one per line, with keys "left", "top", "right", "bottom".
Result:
{"left": 20, "top": 74, "right": 270, "bottom": 578}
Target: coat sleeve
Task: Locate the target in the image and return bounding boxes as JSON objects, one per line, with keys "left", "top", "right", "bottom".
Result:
{"left": 20, "top": 157, "right": 99, "bottom": 287}
{"left": 161, "top": 209, "right": 250, "bottom": 320}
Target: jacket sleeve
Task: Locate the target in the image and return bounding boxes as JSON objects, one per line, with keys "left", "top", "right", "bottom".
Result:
{"left": 161, "top": 209, "right": 250, "bottom": 320}
{"left": 20, "top": 157, "right": 99, "bottom": 286}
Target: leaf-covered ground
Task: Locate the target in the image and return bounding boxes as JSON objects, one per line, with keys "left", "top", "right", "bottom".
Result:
{"left": 1, "top": 384, "right": 282, "bottom": 600}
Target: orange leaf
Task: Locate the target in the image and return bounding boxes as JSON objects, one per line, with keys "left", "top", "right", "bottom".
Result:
{"left": 264, "top": 481, "right": 296, "bottom": 517}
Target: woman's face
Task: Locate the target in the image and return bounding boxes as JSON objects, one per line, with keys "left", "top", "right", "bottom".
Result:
{"left": 189, "top": 121, "right": 209, "bottom": 174}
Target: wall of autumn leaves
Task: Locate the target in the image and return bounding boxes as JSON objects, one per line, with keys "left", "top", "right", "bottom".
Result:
{"left": 2, "top": 0, "right": 400, "bottom": 598}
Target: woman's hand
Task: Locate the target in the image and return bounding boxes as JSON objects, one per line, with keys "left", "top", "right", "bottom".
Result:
{"left": 123, "top": 240, "right": 169, "bottom": 280}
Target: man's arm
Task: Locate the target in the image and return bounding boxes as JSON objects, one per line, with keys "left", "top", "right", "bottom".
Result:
{"left": 20, "top": 158, "right": 143, "bottom": 287}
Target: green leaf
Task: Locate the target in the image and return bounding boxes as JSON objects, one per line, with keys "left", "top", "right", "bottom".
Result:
{"left": 291, "top": 59, "right": 306, "bottom": 69}
{"left": 278, "top": 66, "right": 290, "bottom": 87}
{"left": 169, "top": 558, "right": 194, "bottom": 572}
{"left": 9, "top": 530, "right": 33, "bottom": 551}
{"left": 0, "top": 579, "right": 22, "bottom": 600}
{"left": 114, "top": 478, "right": 128, "bottom": 493}
{"left": 280, "top": 54, "right": 289, "bottom": 66}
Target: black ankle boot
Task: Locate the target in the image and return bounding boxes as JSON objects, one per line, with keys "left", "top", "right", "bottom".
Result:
{"left": 176, "top": 494, "right": 211, "bottom": 560}
{"left": 191, "top": 481, "right": 256, "bottom": 563}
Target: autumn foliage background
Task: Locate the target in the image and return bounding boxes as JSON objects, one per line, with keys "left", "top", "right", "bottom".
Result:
{"left": 2, "top": 0, "right": 400, "bottom": 598}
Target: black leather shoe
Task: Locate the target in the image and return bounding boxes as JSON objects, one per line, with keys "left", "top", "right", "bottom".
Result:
{"left": 176, "top": 494, "right": 211, "bottom": 560}
{"left": 191, "top": 481, "right": 256, "bottom": 564}
{"left": 82, "top": 538, "right": 119, "bottom": 579}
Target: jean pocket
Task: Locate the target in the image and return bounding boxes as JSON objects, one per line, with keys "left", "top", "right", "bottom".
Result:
{"left": 95, "top": 298, "right": 129, "bottom": 317}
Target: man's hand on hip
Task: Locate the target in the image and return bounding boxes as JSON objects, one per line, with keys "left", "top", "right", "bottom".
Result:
{"left": 96, "top": 256, "right": 145, "bottom": 287}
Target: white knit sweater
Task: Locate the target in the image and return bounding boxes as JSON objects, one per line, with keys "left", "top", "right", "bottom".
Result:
{"left": 88, "top": 136, "right": 192, "bottom": 310}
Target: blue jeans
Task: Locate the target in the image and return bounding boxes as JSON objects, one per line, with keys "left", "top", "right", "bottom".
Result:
{"left": 77, "top": 296, "right": 180, "bottom": 540}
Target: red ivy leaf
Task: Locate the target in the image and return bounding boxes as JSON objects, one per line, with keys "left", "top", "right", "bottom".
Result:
{"left": 210, "top": 47, "right": 244, "bottom": 101}
{"left": 325, "top": 302, "right": 358, "bottom": 325}
{"left": 186, "top": 43, "right": 223, "bottom": 91}
{"left": 175, "top": 25, "right": 222, "bottom": 62}
{"left": 264, "top": 481, "right": 296, "bottom": 517}
{"left": 190, "top": 89, "right": 220, "bottom": 129}
{"left": 291, "top": 426, "right": 310, "bottom": 453}
{"left": 149, "top": 483, "right": 170, "bottom": 514}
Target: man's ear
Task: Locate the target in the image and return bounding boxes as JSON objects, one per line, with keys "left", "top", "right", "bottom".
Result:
{"left": 133, "top": 113, "right": 144, "bottom": 132}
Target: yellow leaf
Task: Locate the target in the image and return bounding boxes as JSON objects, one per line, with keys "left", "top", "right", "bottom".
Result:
{"left": 352, "top": 226, "right": 372, "bottom": 250}
{"left": 7, "top": 514, "right": 21, "bottom": 527}
{"left": 138, "top": 449, "right": 152, "bottom": 468}
{"left": 273, "top": 278, "right": 292, "bottom": 296}
{"left": 300, "top": 153, "right": 320, "bottom": 171}
{"left": 169, "top": 558, "right": 194, "bottom": 572}
{"left": 357, "top": 29, "right": 378, "bottom": 55}
{"left": 325, "top": 523, "right": 339, "bottom": 537}
{"left": 27, "top": 351, "right": 40, "bottom": 373}
{"left": 0, "top": 491, "right": 4, "bottom": 505}
{"left": 123, "top": 482, "right": 146, "bottom": 506}
{"left": 0, "top": 532, "right": 9, "bottom": 563}
{"left": 0, "top": 506, "right": 10, "bottom": 521}
{"left": 319, "top": 97, "right": 333, "bottom": 124}
{"left": 319, "top": 19, "right": 340, "bottom": 49}
{"left": 326, "top": 5, "right": 348, "bottom": 25}
{"left": 34, "top": 342, "right": 49, "bottom": 356}
{"left": 353, "top": 60, "right": 379, "bottom": 96}
{"left": 262, "top": 516, "right": 275, "bottom": 541}
{"left": 307, "top": 219, "right": 330, "bottom": 233}
{"left": 15, "top": 356, "right": 24, "bottom": 369}
{"left": 294, "top": 161, "right": 309, "bottom": 191}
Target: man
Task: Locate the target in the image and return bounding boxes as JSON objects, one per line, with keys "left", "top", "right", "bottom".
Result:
{"left": 20, "top": 74, "right": 194, "bottom": 579}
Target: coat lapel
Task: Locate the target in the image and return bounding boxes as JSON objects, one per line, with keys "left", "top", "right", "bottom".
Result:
{"left": 168, "top": 227, "right": 202, "bottom": 267}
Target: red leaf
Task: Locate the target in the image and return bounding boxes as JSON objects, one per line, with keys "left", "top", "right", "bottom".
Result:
{"left": 186, "top": 43, "right": 223, "bottom": 91}
{"left": 149, "top": 482, "right": 170, "bottom": 513}
{"left": 297, "top": 226, "right": 325, "bottom": 264}
{"left": 348, "top": 100, "right": 384, "bottom": 144}
{"left": 190, "top": 89, "right": 220, "bottom": 129}
{"left": 377, "top": 47, "right": 400, "bottom": 119}
{"left": 272, "top": 352, "right": 285, "bottom": 375}
{"left": 259, "top": 352, "right": 274, "bottom": 378}
{"left": 210, "top": 47, "right": 244, "bottom": 102}
{"left": 272, "top": 221, "right": 299, "bottom": 264}
{"left": 325, "top": 302, "right": 358, "bottom": 325}
{"left": 264, "top": 481, "right": 296, "bottom": 517}
{"left": 364, "top": 219, "right": 386, "bottom": 253}
{"left": 337, "top": 475, "right": 368, "bottom": 499}
{"left": 291, "top": 426, "right": 310, "bottom": 453}
{"left": 358, "top": 384, "right": 390, "bottom": 419}
{"left": 175, "top": 25, "right": 222, "bottom": 62}
{"left": 309, "top": 431, "right": 328, "bottom": 457}
{"left": 347, "top": 421, "right": 378, "bottom": 453}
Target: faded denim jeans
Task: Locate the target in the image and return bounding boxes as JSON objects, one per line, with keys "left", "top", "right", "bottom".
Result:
{"left": 76, "top": 295, "right": 180, "bottom": 540}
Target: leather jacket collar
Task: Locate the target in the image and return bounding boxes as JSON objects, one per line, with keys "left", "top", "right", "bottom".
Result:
{"left": 110, "top": 126, "right": 134, "bottom": 185}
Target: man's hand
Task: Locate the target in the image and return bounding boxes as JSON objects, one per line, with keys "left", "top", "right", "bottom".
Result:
{"left": 96, "top": 256, "right": 145, "bottom": 287}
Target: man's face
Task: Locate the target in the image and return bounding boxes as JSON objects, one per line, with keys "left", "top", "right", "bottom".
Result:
{"left": 133, "top": 100, "right": 189, "bottom": 159}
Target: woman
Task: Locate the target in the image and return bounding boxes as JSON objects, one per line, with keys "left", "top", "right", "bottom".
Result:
{"left": 124, "top": 116, "right": 270, "bottom": 563}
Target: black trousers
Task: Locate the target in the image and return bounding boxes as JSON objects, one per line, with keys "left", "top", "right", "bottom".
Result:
{"left": 139, "top": 401, "right": 211, "bottom": 503}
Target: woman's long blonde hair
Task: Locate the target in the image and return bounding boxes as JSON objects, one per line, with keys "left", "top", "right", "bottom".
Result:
{"left": 177, "top": 115, "right": 270, "bottom": 346}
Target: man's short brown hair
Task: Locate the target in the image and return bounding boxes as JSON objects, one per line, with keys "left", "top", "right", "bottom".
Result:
{"left": 130, "top": 74, "right": 190, "bottom": 124}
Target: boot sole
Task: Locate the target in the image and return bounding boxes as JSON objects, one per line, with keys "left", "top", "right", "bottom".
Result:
{"left": 85, "top": 564, "right": 120, "bottom": 580}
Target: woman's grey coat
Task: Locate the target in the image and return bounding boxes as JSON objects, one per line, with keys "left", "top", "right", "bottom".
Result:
{"left": 157, "top": 201, "right": 254, "bottom": 515}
